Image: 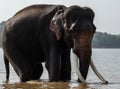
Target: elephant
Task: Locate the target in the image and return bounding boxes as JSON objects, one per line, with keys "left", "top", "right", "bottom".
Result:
{"left": 2, "top": 4, "right": 96, "bottom": 82}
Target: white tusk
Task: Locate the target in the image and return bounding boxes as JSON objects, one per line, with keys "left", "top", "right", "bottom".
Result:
{"left": 70, "top": 22, "right": 76, "bottom": 30}
{"left": 70, "top": 49, "right": 108, "bottom": 84}
{"left": 90, "top": 58, "right": 108, "bottom": 84}
{"left": 71, "top": 50, "right": 87, "bottom": 83}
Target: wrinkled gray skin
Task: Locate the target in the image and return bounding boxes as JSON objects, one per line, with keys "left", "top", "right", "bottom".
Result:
{"left": 2, "top": 4, "right": 96, "bottom": 82}
{"left": 51, "top": 5, "right": 96, "bottom": 81}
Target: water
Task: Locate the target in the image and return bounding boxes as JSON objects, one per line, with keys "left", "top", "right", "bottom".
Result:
{"left": 0, "top": 48, "right": 120, "bottom": 89}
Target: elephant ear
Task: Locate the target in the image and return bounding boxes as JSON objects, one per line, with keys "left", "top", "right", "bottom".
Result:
{"left": 50, "top": 9, "right": 64, "bottom": 40}
{"left": 83, "top": 7, "right": 95, "bottom": 22}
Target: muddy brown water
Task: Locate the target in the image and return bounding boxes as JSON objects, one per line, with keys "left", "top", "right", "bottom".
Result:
{"left": 2, "top": 81, "right": 88, "bottom": 89}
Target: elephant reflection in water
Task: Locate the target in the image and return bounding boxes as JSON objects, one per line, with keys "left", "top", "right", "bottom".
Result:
{"left": 2, "top": 4, "right": 107, "bottom": 83}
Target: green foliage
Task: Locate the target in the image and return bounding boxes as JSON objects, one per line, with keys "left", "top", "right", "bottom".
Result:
{"left": 0, "top": 21, "right": 5, "bottom": 47}
{"left": 92, "top": 32, "right": 120, "bottom": 48}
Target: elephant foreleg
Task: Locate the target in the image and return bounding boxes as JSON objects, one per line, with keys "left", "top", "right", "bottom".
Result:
{"left": 31, "top": 63, "right": 43, "bottom": 80}
{"left": 60, "top": 50, "right": 71, "bottom": 81}
{"left": 46, "top": 48, "right": 61, "bottom": 82}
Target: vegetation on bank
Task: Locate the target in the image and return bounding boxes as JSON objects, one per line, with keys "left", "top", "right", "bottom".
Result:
{"left": 0, "top": 21, "right": 5, "bottom": 47}
{"left": 92, "top": 32, "right": 120, "bottom": 48}
{"left": 0, "top": 21, "right": 120, "bottom": 48}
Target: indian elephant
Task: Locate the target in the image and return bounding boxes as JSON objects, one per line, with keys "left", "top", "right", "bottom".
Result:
{"left": 2, "top": 4, "right": 96, "bottom": 82}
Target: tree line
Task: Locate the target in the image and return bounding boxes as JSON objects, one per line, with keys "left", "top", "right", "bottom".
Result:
{"left": 92, "top": 32, "right": 120, "bottom": 48}
{"left": 0, "top": 21, "right": 5, "bottom": 47}
{"left": 0, "top": 21, "right": 120, "bottom": 48}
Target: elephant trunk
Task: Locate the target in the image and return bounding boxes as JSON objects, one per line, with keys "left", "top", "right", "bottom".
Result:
{"left": 71, "top": 49, "right": 87, "bottom": 83}
{"left": 70, "top": 18, "right": 94, "bottom": 82}
{"left": 79, "top": 51, "right": 91, "bottom": 80}
{"left": 73, "top": 46, "right": 91, "bottom": 81}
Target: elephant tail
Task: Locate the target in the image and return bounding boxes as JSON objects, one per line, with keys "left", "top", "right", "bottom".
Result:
{"left": 4, "top": 54, "right": 10, "bottom": 83}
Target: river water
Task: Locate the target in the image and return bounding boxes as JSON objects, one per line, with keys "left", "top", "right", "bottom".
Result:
{"left": 0, "top": 48, "right": 120, "bottom": 89}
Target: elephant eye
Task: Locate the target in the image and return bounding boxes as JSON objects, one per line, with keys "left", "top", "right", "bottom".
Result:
{"left": 68, "top": 29, "right": 77, "bottom": 37}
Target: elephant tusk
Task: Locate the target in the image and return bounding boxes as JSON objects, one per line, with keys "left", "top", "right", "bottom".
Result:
{"left": 71, "top": 50, "right": 87, "bottom": 83}
{"left": 90, "top": 58, "right": 108, "bottom": 84}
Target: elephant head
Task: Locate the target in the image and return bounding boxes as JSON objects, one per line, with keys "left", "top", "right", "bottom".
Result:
{"left": 50, "top": 6, "right": 96, "bottom": 81}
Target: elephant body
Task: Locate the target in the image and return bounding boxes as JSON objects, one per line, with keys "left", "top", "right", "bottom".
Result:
{"left": 2, "top": 4, "right": 96, "bottom": 82}
{"left": 2, "top": 4, "right": 71, "bottom": 82}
